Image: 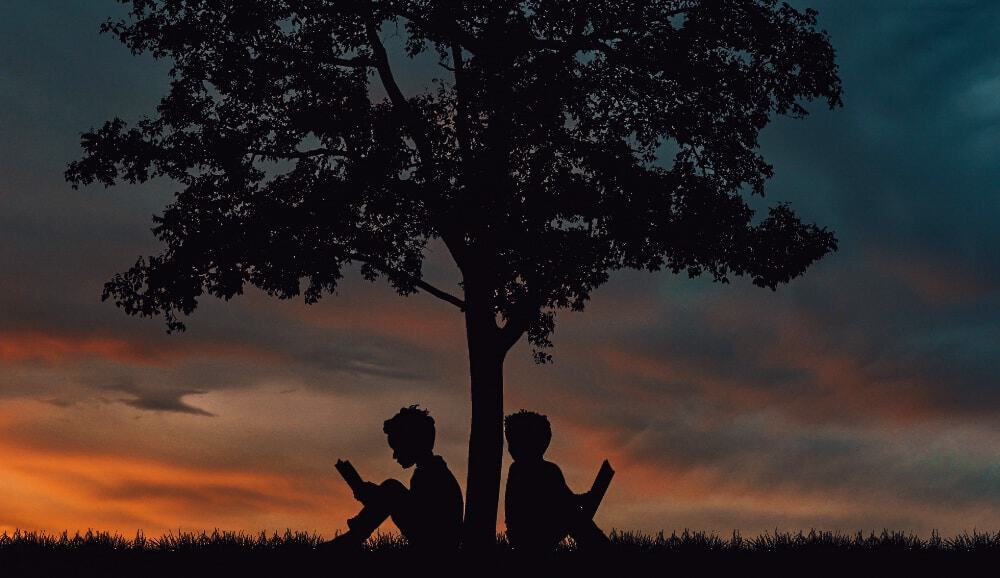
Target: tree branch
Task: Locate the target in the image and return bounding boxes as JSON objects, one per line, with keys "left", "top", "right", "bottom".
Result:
{"left": 346, "top": 252, "right": 466, "bottom": 311}
{"left": 497, "top": 296, "right": 545, "bottom": 352}
{"left": 395, "top": 9, "right": 484, "bottom": 55}
{"left": 451, "top": 41, "right": 470, "bottom": 167}
{"left": 364, "top": 14, "right": 437, "bottom": 168}
{"left": 329, "top": 55, "right": 375, "bottom": 68}
{"left": 249, "top": 147, "right": 352, "bottom": 160}
{"left": 498, "top": 319, "right": 526, "bottom": 353}
{"left": 411, "top": 277, "right": 467, "bottom": 311}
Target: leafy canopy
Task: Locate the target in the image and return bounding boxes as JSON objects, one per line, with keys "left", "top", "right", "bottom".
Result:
{"left": 68, "top": 0, "right": 841, "bottom": 361}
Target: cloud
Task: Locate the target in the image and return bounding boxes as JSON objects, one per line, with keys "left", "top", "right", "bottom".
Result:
{"left": 0, "top": 331, "right": 167, "bottom": 366}
{"left": 116, "top": 386, "right": 216, "bottom": 417}
{"left": 0, "top": 328, "right": 291, "bottom": 370}
{"left": 0, "top": 413, "right": 349, "bottom": 534}
{"left": 541, "top": 402, "right": 1000, "bottom": 534}
{"left": 867, "top": 247, "right": 996, "bottom": 306}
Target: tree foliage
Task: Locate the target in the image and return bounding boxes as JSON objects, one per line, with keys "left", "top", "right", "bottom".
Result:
{"left": 68, "top": 0, "right": 841, "bottom": 362}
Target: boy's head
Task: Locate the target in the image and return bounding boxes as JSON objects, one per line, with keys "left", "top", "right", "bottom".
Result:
{"left": 504, "top": 410, "right": 551, "bottom": 461}
{"left": 383, "top": 405, "right": 436, "bottom": 468}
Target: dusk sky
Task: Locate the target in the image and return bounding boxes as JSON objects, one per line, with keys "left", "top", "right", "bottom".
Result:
{"left": 1, "top": 1, "right": 999, "bottom": 538}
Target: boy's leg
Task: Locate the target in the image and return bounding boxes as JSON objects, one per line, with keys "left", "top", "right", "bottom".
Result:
{"left": 344, "top": 503, "right": 391, "bottom": 539}
{"left": 321, "top": 480, "right": 400, "bottom": 549}
{"left": 567, "top": 517, "right": 611, "bottom": 550}
{"left": 379, "top": 479, "right": 417, "bottom": 536}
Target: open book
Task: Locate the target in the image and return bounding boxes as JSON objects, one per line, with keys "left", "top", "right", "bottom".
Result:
{"left": 335, "top": 459, "right": 366, "bottom": 495}
{"left": 582, "top": 459, "right": 615, "bottom": 519}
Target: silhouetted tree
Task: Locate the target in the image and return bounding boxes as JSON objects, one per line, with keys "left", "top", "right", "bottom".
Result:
{"left": 67, "top": 0, "right": 841, "bottom": 549}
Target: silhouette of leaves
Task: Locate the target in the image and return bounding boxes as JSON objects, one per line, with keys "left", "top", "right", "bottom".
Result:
{"left": 68, "top": 0, "right": 841, "bottom": 356}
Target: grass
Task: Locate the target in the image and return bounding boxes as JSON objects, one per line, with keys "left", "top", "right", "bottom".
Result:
{"left": 1, "top": 528, "right": 996, "bottom": 576}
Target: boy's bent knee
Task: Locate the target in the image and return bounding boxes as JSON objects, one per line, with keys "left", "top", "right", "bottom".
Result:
{"left": 379, "top": 478, "right": 406, "bottom": 492}
{"left": 379, "top": 479, "right": 408, "bottom": 504}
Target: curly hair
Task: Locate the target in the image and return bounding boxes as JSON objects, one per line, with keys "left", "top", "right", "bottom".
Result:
{"left": 504, "top": 410, "right": 552, "bottom": 459}
{"left": 384, "top": 404, "right": 436, "bottom": 451}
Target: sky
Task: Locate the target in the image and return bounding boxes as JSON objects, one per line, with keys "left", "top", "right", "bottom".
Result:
{"left": 1, "top": 1, "right": 999, "bottom": 538}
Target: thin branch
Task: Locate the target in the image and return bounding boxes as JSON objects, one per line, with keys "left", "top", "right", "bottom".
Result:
{"left": 520, "top": 6, "right": 694, "bottom": 58}
{"left": 451, "top": 41, "right": 469, "bottom": 164}
{"left": 395, "top": 9, "right": 483, "bottom": 55}
{"left": 528, "top": 36, "right": 615, "bottom": 55}
{"left": 411, "top": 277, "right": 467, "bottom": 311}
{"left": 249, "top": 147, "right": 352, "bottom": 160}
{"left": 329, "top": 55, "right": 375, "bottom": 68}
{"left": 525, "top": 6, "right": 689, "bottom": 58}
{"left": 347, "top": 252, "right": 466, "bottom": 311}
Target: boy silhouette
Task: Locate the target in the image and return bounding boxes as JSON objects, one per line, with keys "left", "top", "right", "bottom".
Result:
{"left": 504, "top": 410, "right": 610, "bottom": 553}
{"left": 325, "top": 405, "right": 463, "bottom": 552}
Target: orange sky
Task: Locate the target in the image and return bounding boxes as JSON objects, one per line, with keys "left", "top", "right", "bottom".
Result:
{"left": 3, "top": 267, "right": 1000, "bottom": 538}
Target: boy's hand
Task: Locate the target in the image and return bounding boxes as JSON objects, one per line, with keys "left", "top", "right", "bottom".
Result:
{"left": 354, "top": 481, "right": 381, "bottom": 505}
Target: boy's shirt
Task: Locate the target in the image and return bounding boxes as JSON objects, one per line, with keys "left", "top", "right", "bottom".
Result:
{"left": 395, "top": 455, "right": 464, "bottom": 550}
{"left": 504, "top": 458, "right": 579, "bottom": 550}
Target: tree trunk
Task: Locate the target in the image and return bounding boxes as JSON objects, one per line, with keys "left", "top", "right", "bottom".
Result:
{"left": 461, "top": 293, "right": 506, "bottom": 551}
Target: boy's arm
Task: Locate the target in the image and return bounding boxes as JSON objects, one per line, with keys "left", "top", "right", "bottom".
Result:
{"left": 573, "top": 490, "right": 597, "bottom": 510}
{"left": 546, "top": 463, "right": 585, "bottom": 517}
{"left": 354, "top": 481, "right": 382, "bottom": 505}
{"left": 355, "top": 478, "right": 410, "bottom": 507}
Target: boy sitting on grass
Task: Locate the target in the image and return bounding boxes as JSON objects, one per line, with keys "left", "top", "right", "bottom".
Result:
{"left": 504, "top": 410, "right": 610, "bottom": 553}
{"left": 324, "top": 405, "right": 464, "bottom": 553}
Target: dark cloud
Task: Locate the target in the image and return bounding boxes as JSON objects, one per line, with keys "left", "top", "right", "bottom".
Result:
{"left": 617, "top": 408, "right": 1000, "bottom": 511}
{"left": 116, "top": 387, "right": 215, "bottom": 417}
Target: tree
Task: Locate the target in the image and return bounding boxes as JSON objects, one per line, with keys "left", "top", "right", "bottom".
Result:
{"left": 67, "top": 0, "right": 841, "bottom": 549}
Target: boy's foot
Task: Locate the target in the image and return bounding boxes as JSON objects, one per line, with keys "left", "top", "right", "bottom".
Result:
{"left": 317, "top": 531, "right": 365, "bottom": 555}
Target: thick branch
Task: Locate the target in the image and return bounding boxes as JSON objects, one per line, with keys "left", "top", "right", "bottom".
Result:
{"left": 364, "top": 15, "right": 437, "bottom": 168}
{"left": 498, "top": 319, "right": 527, "bottom": 353}
{"left": 365, "top": 18, "right": 409, "bottom": 108}
{"left": 497, "top": 297, "right": 545, "bottom": 352}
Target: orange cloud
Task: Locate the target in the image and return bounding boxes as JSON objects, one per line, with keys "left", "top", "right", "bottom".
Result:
{"left": 764, "top": 341, "right": 943, "bottom": 426}
{"left": 0, "top": 331, "right": 284, "bottom": 368}
{"left": 0, "top": 404, "right": 352, "bottom": 536}
{"left": 0, "top": 331, "right": 165, "bottom": 365}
